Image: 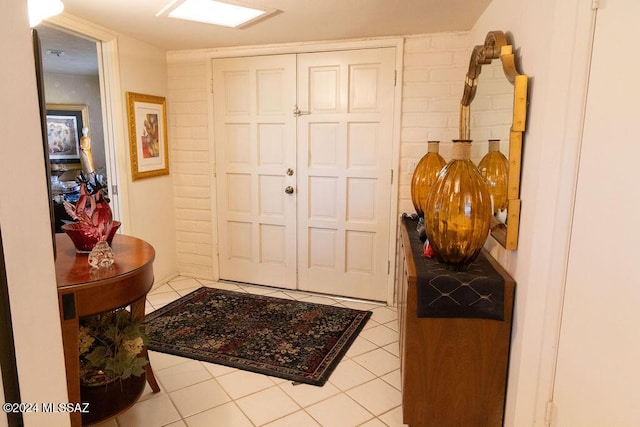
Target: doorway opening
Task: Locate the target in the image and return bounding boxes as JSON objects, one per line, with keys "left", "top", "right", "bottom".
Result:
{"left": 36, "top": 24, "right": 121, "bottom": 230}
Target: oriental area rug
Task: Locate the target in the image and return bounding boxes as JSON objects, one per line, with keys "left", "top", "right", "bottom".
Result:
{"left": 144, "top": 287, "right": 372, "bottom": 386}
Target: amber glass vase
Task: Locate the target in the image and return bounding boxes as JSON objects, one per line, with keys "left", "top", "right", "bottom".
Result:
{"left": 410, "top": 141, "right": 446, "bottom": 217}
{"left": 478, "top": 139, "right": 509, "bottom": 214}
{"left": 423, "top": 140, "right": 492, "bottom": 271}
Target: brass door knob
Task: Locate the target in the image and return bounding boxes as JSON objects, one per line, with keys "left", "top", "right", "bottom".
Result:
{"left": 285, "top": 186, "right": 294, "bottom": 194}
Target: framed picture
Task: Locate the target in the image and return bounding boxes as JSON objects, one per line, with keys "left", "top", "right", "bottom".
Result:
{"left": 126, "top": 92, "right": 169, "bottom": 180}
{"left": 46, "top": 104, "right": 88, "bottom": 163}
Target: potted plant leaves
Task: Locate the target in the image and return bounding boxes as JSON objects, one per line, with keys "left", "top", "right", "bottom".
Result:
{"left": 77, "top": 298, "right": 150, "bottom": 424}
{"left": 78, "top": 308, "right": 148, "bottom": 388}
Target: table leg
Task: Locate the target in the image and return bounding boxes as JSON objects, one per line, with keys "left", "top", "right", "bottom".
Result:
{"left": 131, "top": 298, "right": 161, "bottom": 393}
{"left": 142, "top": 348, "right": 161, "bottom": 392}
{"left": 58, "top": 292, "right": 82, "bottom": 427}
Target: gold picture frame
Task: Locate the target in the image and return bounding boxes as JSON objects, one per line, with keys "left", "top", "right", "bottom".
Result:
{"left": 126, "top": 92, "right": 169, "bottom": 180}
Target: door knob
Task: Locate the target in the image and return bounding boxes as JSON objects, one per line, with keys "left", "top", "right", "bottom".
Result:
{"left": 286, "top": 168, "right": 294, "bottom": 176}
{"left": 285, "top": 186, "right": 294, "bottom": 194}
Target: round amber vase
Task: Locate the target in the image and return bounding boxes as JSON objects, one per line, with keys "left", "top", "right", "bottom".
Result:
{"left": 410, "top": 141, "right": 446, "bottom": 217}
{"left": 423, "top": 140, "right": 492, "bottom": 271}
{"left": 478, "top": 139, "right": 509, "bottom": 214}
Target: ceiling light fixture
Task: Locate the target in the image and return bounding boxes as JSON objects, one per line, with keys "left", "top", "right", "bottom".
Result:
{"left": 28, "top": 0, "right": 64, "bottom": 27}
{"left": 158, "top": 0, "right": 275, "bottom": 28}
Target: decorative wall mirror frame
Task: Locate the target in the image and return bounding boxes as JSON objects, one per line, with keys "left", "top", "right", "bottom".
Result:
{"left": 460, "top": 30, "right": 528, "bottom": 250}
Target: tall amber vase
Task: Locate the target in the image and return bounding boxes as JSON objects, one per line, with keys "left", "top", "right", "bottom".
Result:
{"left": 410, "top": 141, "right": 446, "bottom": 217}
{"left": 478, "top": 139, "right": 509, "bottom": 214}
{"left": 423, "top": 140, "right": 492, "bottom": 271}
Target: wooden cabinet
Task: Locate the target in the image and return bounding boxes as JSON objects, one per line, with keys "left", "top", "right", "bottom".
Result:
{"left": 396, "top": 217, "right": 515, "bottom": 427}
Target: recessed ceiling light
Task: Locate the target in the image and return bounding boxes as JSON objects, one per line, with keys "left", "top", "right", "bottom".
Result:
{"left": 159, "top": 0, "right": 275, "bottom": 28}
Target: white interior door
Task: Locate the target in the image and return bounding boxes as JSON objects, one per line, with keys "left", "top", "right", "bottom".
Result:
{"left": 214, "top": 55, "right": 298, "bottom": 289}
{"left": 214, "top": 48, "right": 396, "bottom": 301}
{"left": 552, "top": 1, "right": 640, "bottom": 425}
{"left": 296, "top": 48, "right": 396, "bottom": 301}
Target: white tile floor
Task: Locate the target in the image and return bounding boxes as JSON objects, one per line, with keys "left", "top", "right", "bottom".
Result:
{"left": 95, "top": 276, "right": 407, "bottom": 427}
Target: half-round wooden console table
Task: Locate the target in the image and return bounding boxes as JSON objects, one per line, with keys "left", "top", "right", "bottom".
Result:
{"left": 55, "top": 233, "right": 161, "bottom": 426}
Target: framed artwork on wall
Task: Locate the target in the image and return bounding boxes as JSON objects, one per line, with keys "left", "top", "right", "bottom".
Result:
{"left": 126, "top": 92, "right": 169, "bottom": 180}
{"left": 46, "top": 103, "right": 88, "bottom": 164}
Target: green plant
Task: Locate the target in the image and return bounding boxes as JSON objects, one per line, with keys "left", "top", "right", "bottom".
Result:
{"left": 79, "top": 308, "right": 148, "bottom": 386}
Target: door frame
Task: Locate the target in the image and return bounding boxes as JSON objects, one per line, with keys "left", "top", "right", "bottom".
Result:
{"left": 206, "top": 38, "right": 404, "bottom": 304}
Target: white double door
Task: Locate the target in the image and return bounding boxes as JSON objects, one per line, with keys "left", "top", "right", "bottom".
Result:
{"left": 213, "top": 48, "right": 396, "bottom": 301}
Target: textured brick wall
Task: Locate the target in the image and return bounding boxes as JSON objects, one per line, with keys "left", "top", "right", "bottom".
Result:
{"left": 167, "top": 33, "right": 472, "bottom": 279}
{"left": 398, "top": 32, "right": 471, "bottom": 215}
{"left": 167, "top": 58, "right": 216, "bottom": 278}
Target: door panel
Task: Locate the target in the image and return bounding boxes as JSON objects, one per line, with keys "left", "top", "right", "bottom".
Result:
{"left": 214, "top": 55, "right": 297, "bottom": 289}
{"left": 296, "top": 48, "right": 396, "bottom": 301}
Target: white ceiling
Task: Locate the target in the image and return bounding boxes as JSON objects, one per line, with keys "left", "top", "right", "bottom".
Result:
{"left": 36, "top": 0, "right": 491, "bottom": 75}
{"left": 55, "top": 0, "right": 491, "bottom": 50}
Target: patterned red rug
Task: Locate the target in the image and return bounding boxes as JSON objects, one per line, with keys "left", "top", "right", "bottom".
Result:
{"left": 144, "top": 287, "right": 371, "bottom": 386}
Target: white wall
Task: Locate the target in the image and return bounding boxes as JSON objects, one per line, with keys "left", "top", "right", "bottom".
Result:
{"left": 552, "top": 0, "right": 640, "bottom": 424}
{"left": 117, "top": 34, "right": 178, "bottom": 283}
{"left": 0, "top": 1, "right": 70, "bottom": 425}
{"left": 471, "top": 0, "right": 596, "bottom": 425}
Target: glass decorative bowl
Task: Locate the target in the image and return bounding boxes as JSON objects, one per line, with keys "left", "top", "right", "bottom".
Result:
{"left": 61, "top": 221, "right": 121, "bottom": 253}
